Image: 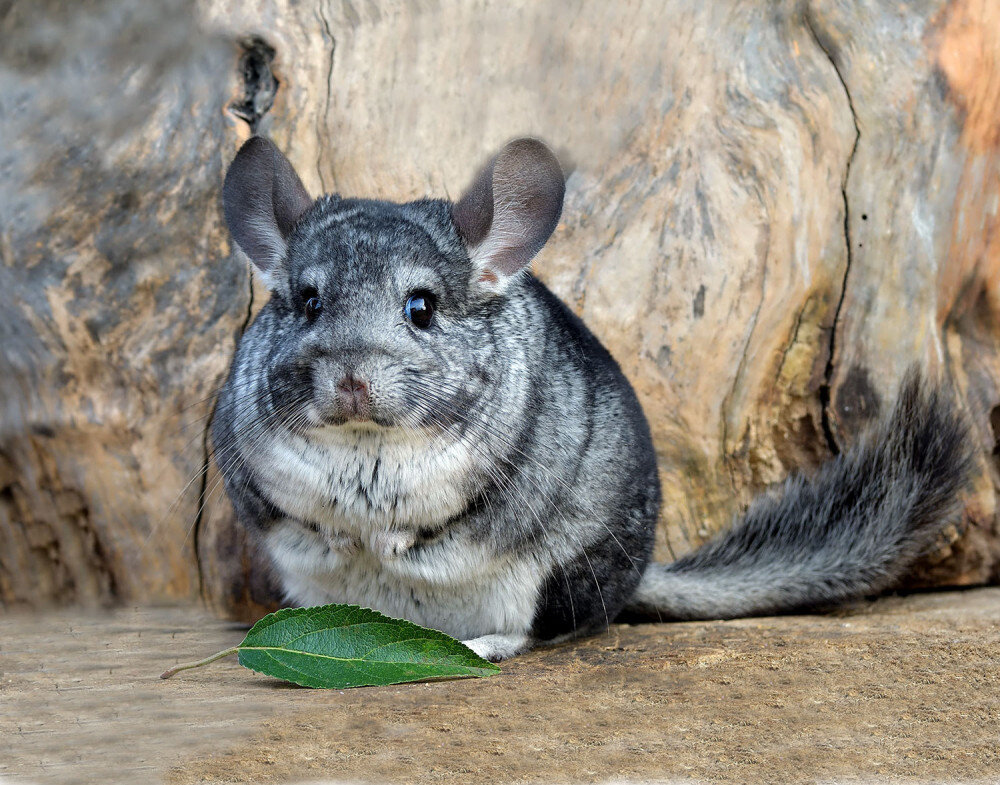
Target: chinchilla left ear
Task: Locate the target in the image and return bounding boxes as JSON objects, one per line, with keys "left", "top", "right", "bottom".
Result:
{"left": 452, "top": 138, "right": 565, "bottom": 294}
{"left": 222, "top": 136, "right": 313, "bottom": 288}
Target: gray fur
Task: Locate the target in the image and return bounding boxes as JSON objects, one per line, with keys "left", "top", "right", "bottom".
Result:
{"left": 212, "top": 136, "right": 974, "bottom": 660}
{"left": 627, "top": 371, "right": 974, "bottom": 620}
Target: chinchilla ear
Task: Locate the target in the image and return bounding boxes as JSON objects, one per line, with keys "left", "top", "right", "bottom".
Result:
{"left": 452, "top": 138, "right": 564, "bottom": 293}
{"left": 223, "top": 136, "right": 313, "bottom": 288}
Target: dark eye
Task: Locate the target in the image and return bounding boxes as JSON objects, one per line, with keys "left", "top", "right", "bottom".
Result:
{"left": 302, "top": 287, "right": 322, "bottom": 322}
{"left": 405, "top": 290, "right": 436, "bottom": 329}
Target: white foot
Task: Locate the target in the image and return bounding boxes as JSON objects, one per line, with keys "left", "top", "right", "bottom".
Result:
{"left": 462, "top": 633, "right": 533, "bottom": 662}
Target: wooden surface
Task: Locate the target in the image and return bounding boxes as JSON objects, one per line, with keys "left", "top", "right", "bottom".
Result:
{"left": 1, "top": 0, "right": 999, "bottom": 615}
{"left": 2, "top": 589, "right": 1000, "bottom": 784}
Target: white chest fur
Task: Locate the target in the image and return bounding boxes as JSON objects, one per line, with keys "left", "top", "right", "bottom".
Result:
{"left": 252, "top": 424, "right": 476, "bottom": 534}
{"left": 250, "top": 424, "right": 545, "bottom": 639}
{"left": 265, "top": 519, "right": 543, "bottom": 639}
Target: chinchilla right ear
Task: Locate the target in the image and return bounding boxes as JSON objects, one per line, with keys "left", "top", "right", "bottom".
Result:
{"left": 452, "top": 138, "right": 565, "bottom": 295}
{"left": 223, "top": 136, "right": 313, "bottom": 289}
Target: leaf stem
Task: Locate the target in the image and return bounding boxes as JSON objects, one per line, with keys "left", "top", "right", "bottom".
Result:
{"left": 159, "top": 646, "right": 240, "bottom": 679}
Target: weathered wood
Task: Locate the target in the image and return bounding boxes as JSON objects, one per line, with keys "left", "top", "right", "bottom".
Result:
{"left": 0, "top": 0, "right": 247, "bottom": 607}
{"left": 2, "top": 0, "right": 998, "bottom": 615}
{"left": 4, "top": 591, "right": 1000, "bottom": 784}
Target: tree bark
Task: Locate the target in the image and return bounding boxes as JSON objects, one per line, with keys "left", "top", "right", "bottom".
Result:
{"left": 2, "top": 0, "right": 998, "bottom": 617}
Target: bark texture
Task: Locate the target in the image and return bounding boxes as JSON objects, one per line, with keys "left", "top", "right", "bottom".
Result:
{"left": 1, "top": 0, "right": 998, "bottom": 616}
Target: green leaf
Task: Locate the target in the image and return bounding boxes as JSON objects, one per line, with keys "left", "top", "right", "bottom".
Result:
{"left": 160, "top": 604, "right": 500, "bottom": 689}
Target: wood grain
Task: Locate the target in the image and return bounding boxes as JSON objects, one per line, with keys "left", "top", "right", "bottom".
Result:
{"left": 2, "top": 0, "right": 998, "bottom": 615}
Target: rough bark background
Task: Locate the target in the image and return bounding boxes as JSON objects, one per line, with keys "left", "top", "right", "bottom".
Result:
{"left": 1, "top": 0, "right": 998, "bottom": 617}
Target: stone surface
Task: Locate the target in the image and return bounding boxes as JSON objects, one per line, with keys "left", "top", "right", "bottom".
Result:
{"left": 2, "top": 589, "right": 1000, "bottom": 784}
{"left": 2, "top": 0, "right": 1000, "bottom": 615}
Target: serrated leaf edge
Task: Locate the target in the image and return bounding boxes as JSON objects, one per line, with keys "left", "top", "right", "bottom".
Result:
{"left": 237, "top": 647, "right": 499, "bottom": 688}
{"left": 236, "top": 603, "right": 501, "bottom": 685}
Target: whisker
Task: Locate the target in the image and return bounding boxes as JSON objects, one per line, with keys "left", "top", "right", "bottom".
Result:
{"left": 406, "top": 383, "right": 646, "bottom": 583}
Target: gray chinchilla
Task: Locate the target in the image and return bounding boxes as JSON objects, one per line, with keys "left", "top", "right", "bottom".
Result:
{"left": 211, "top": 136, "right": 973, "bottom": 661}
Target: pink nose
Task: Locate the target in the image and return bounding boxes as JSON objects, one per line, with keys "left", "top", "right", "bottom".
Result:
{"left": 336, "top": 373, "right": 370, "bottom": 415}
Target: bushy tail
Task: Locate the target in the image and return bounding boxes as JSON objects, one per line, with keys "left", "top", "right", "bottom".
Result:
{"left": 627, "top": 369, "right": 975, "bottom": 620}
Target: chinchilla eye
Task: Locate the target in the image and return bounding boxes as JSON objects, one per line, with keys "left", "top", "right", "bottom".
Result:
{"left": 302, "top": 287, "right": 322, "bottom": 322}
{"left": 405, "top": 290, "right": 435, "bottom": 329}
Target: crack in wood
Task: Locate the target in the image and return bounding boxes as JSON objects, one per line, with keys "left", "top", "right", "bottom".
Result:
{"left": 194, "top": 36, "right": 278, "bottom": 600}
{"left": 316, "top": 2, "right": 337, "bottom": 193}
{"left": 804, "top": 6, "right": 861, "bottom": 456}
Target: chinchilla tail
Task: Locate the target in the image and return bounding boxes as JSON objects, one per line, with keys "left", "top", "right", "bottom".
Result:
{"left": 626, "top": 368, "right": 976, "bottom": 621}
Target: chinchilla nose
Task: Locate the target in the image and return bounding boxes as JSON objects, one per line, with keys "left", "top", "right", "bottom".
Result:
{"left": 336, "top": 372, "right": 370, "bottom": 416}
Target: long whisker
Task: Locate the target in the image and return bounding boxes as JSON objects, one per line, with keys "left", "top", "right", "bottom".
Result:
{"left": 145, "top": 388, "right": 268, "bottom": 547}
{"left": 155, "top": 386, "right": 310, "bottom": 550}
{"left": 406, "top": 385, "right": 602, "bottom": 631}
{"left": 167, "top": 387, "right": 278, "bottom": 440}
{"left": 407, "top": 382, "right": 646, "bottom": 583}
{"left": 404, "top": 395, "right": 560, "bottom": 588}
{"left": 409, "top": 384, "right": 626, "bottom": 632}
{"left": 182, "top": 393, "right": 312, "bottom": 548}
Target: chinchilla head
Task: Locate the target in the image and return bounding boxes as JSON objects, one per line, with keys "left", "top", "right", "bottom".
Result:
{"left": 221, "top": 136, "right": 564, "bottom": 432}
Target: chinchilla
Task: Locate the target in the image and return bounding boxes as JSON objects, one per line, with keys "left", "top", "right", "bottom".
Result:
{"left": 211, "top": 135, "right": 974, "bottom": 661}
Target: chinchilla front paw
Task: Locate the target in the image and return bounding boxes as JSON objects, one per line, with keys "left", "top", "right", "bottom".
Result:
{"left": 323, "top": 529, "right": 362, "bottom": 555}
{"left": 371, "top": 529, "right": 416, "bottom": 560}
